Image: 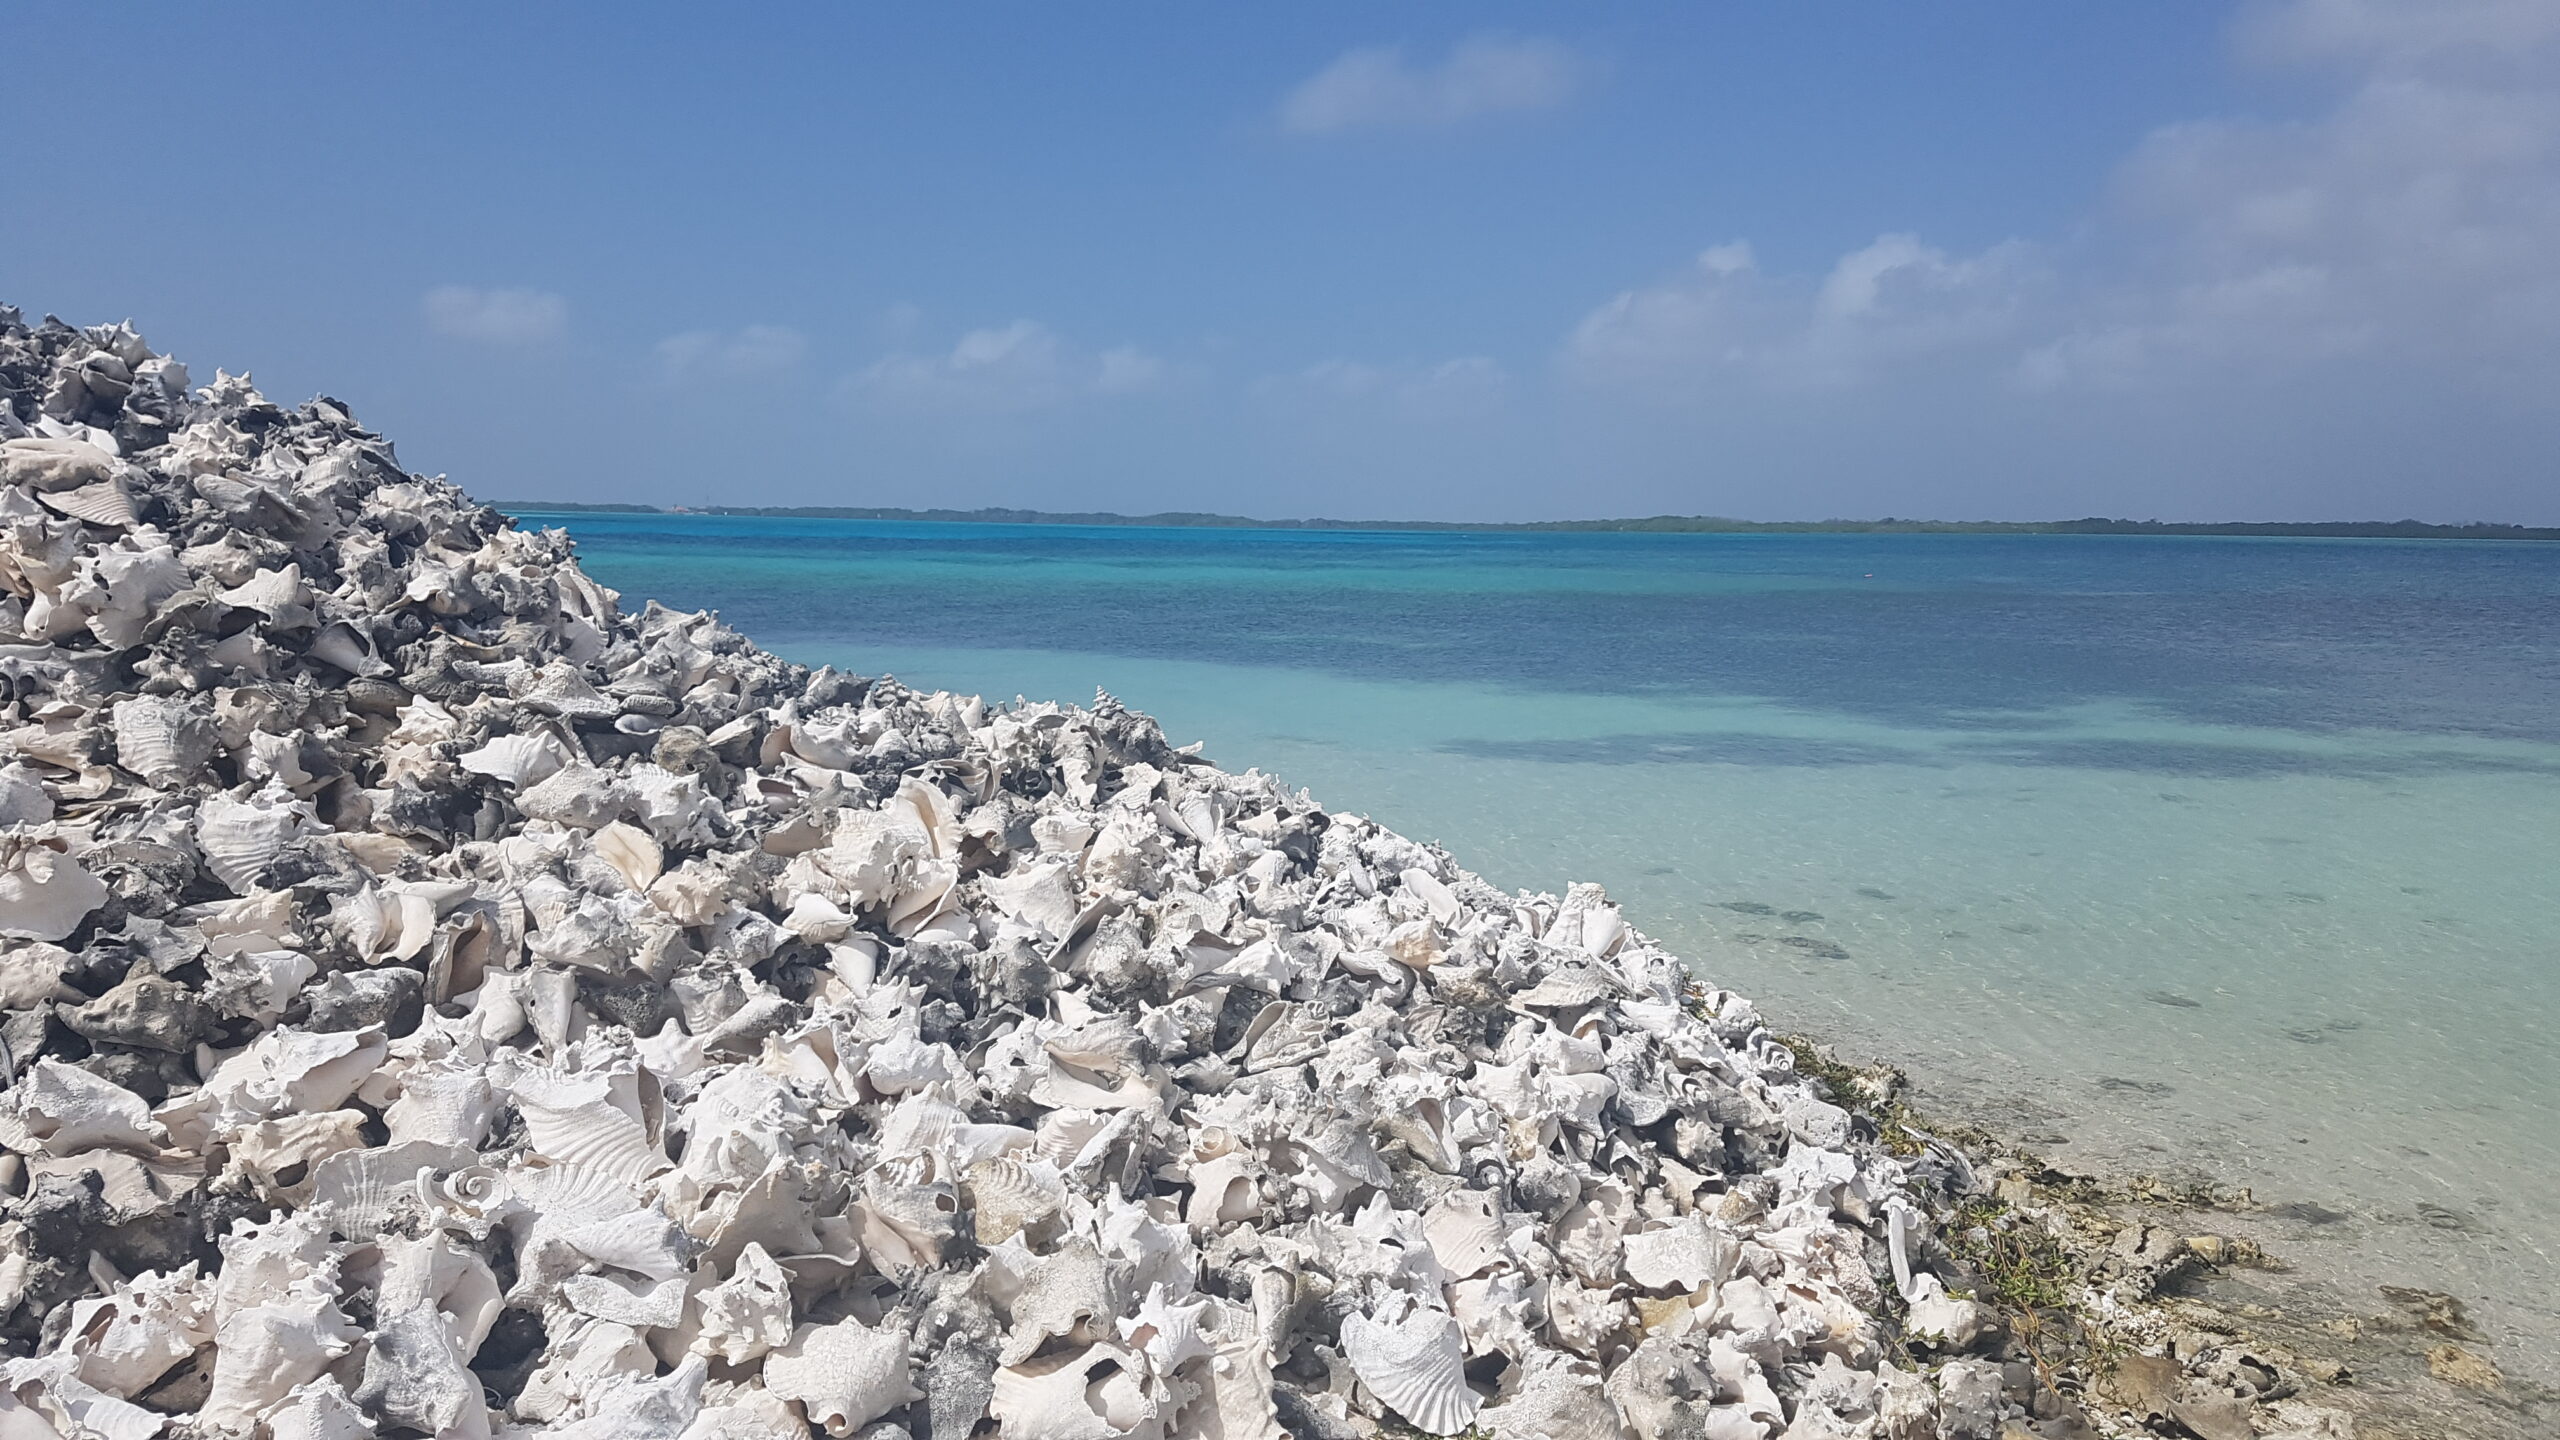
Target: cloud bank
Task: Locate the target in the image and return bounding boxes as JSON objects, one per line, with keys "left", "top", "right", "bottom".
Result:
{"left": 1544, "top": 0, "right": 2560, "bottom": 518}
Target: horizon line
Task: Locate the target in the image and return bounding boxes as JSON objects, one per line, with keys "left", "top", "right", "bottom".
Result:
{"left": 488, "top": 500, "right": 2560, "bottom": 541}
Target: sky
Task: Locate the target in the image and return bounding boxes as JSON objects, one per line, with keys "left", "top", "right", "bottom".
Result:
{"left": 4, "top": 1, "right": 2556, "bottom": 522}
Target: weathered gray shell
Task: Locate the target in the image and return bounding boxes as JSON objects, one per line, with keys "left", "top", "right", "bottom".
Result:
{"left": 111, "top": 695, "right": 219, "bottom": 788}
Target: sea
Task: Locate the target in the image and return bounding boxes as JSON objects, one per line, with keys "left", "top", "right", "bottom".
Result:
{"left": 514, "top": 509, "right": 2560, "bottom": 1378}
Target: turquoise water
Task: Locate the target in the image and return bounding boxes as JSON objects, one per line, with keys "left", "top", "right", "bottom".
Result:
{"left": 523, "top": 511, "right": 2560, "bottom": 1352}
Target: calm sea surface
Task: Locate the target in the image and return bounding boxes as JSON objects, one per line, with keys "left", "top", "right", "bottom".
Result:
{"left": 518, "top": 510, "right": 2560, "bottom": 1356}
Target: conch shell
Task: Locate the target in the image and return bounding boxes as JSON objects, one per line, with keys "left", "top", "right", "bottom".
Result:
{"left": 761, "top": 1317, "right": 919, "bottom": 1436}
{"left": 0, "top": 826, "right": 108, "bottom": 941}
{"left": 1341, "top": 1299, "right": 1481, "bottom": 1436}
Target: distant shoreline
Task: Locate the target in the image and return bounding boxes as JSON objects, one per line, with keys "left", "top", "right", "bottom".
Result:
{"left": 495, "top": 500, "right": 2560, "bottom": 541}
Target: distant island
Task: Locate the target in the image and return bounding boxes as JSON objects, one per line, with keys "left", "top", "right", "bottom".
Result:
{"left": 496, "top": 501, "right": 2560, "bottom": 541}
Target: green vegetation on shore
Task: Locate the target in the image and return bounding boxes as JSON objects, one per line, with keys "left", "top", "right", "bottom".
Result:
{"left": 495, "top": 500, "right": 2560, "bottom": 540}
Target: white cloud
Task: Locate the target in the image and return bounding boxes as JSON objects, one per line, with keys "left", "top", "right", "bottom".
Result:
{"left": 654, "top": 325, "right": 808, "bottom": 382}
{"left": 1280, "top": 34, "right": 1587, "bottom": 135}
{"left": 421, "top": 285, "right": 566, "bottom": 344}
{"left": 1256, "top": 355, "right": 1508, "bottom": 414}
{"left": 1571, "top": 0, "right": 2560, "bottom": 410}
{"left": 2236, "top": 0, "right": 2560, "bottom": 74}
{"left": 2021, "top": 20, "right": 2560, "bottom": 395}
{"left": 1095, "top": 346, "right": 1166, "bottom": 395}
{"left": 847, "top": 321, "right": 1165, "bottom": 413}
{"left": 1568, "top": 235, "right": 2044, "bottom": 392}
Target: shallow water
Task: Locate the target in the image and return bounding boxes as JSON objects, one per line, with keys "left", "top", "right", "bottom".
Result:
{"left": 521, "top": 511, "right": 2560, "bottom": 1371}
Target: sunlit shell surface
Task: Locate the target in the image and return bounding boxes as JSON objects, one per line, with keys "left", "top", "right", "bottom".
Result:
{"left": 1342, "top": 1302, "right": 1481, "bottom": 1436}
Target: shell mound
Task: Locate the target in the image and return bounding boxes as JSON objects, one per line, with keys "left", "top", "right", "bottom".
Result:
{"left": 0, "top": 306, "right": 1994, "bottom": 1439}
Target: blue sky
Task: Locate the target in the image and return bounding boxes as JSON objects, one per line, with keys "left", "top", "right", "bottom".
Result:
{"left": 5, "top": 2, "right": 2555, "bottom": 521}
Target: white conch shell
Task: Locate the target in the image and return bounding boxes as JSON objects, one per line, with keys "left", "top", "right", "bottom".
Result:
{"left": 224, "top": 1109, "right": 369, "bottom": 1202}
{"left": 989, "top": 1342, "right": 1164, "bottom": 1440}
{"left": 514, "top": 1315, "right": 655, "bottom": 1424}
{"left": 1510, "top": 964, "right": 1622, "bottom": 1012}
{"left": 1384, "top": 918, "right": 1443, "bottom": 970}
{"left": 196, "top": 783, "right": 322, "bottom": 894}
{"left": 308, "top": 620, "right": 390, "bottom": 677}
{"left": 334, "top": 883, "right": 438, "bottom": 962}
{"left": 214, "top": 563, "right": 315, "bottom": 624}
{"left": 458, "top": 729, "right": 579, "bottom": 788}
{"left": 1554, "top": 1179, "right": 1636, "bottom": 1289}
{"left": 518, "top": 761, "right": 629, "bottom": 831}
{"left": 591, "top": 819, "right": 664, "bottom": 892}
{"left": 1033, "top": 1109, "right": 1116, "bottom": 1171}
{"left": 761, "top": 1317, "right": 919, "bottom": 1437}
{"left": 671, "top": 1377, "right": 805, "bottom": 1440}
{"left": 1117, "top": 1284, "right": 1215, "bottom": 1376}
{"left": 201, "top": 1287, "right": 364, "bottom": 1434}
{"left": 1544, "top": 1279, "right": 1630, "bottom": 1360}
{"left": 1900, "top": 1272, "right": 1994, "bottom": 1352}
{"left": 1475, "top": 1350, "right": 1621, "bottom": 1440}
{"left": 691, "top": 1242, "right": 795, "bottom": 1363}
{"left": 1450, "top": 1271, "right": 1540, "bottom": 1365}
{"left": 0, "top": 435, "right": 114, "bottom": 490}
{"left": 1028, "top": 1051, "right": 1164, "bottom": 1113}
{"left": 560, "top": 1209, "right": 690, "bottom": 1283}
{"left": 997, "top": 1241, "right": 1118, "bottom": 1365}
{"left": 35, "top": 475, "right": 135, "bottom": 528}
{"left": 1399, "top": 866, "right": 1463, "bottom": 924}
{"left": 1622, "top": 1214, "right": 1742, "bottom": 1293}
{"left": 522, "top": 662, "right": 618, "bottom": 718}
{"left": 849, "top": 1158, "right": 960, "bottom": 1269}
{"left": 1709, "top": 1276, "right": 1789, "bottom": 1366}
{"left": 385, "top": 1060, "right": 498, "bottom": 1150}
{"left": 210, "top": 1209, "right": 338, "bottom": 1325}
{"left": 0, "top": 1353, "right": 163, "bottom": 1440}
{"left": 1422, "top": 1188, "right": 1508, "bottom": 1280}
{"left": 58, "top": 1264, "right": 213, "bottom": 1398}
{"left": 1341, "top": 1300, "right": 1481, "bottom": 1436}
{"left": 308, "top": 1140, "right": 458, "bottom": 1240}
{"left": 504, "top": 1067, "right": 666, "bottom": 1181}
{"left": 3, "top": 1059, "right": 164, "bottom": 1154}
{"left": 0, "top": 940, "right": 73, "bottom": 1010}
{"left": 0, "top": 827, "right": 109, "bottom": 942}
{"left": 265, "top": 1375, "right": 376, "bottom": 1440}
{"left": 166, "top": 1025, "right": 388, "bottom": 1143}
{"left": 1187, "top": 1309, "right": 1287, "bottom": 1440}
{"left": 862, "top": 1027, "right": 959, "bottom": 1096}
{"left": 1184, "top": 1152, "right": 1261, "bottom": 1231}
{"left": 353, "top": 1231, "right": 503, "bottom": 1437}
{"left": 201, "top": 944, "right": 316, "bottom": 1023}
{"left": 561, "top": 1270, "right": 688, "bottom": 1330}
{"left": 967, "top": 1155, "right": 1067, "bottom": 1247}
{"left": 981, "top": 857, "right": 1080, "bottom": 939}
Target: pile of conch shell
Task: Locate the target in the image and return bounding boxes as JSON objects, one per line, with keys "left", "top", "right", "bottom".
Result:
{"left": 0, "top": 305, "right": 2009, "bottom": 1439}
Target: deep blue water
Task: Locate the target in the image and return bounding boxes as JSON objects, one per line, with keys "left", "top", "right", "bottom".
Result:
{"left": 532, "top": 512, "right": 2560, "bottom": 757}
